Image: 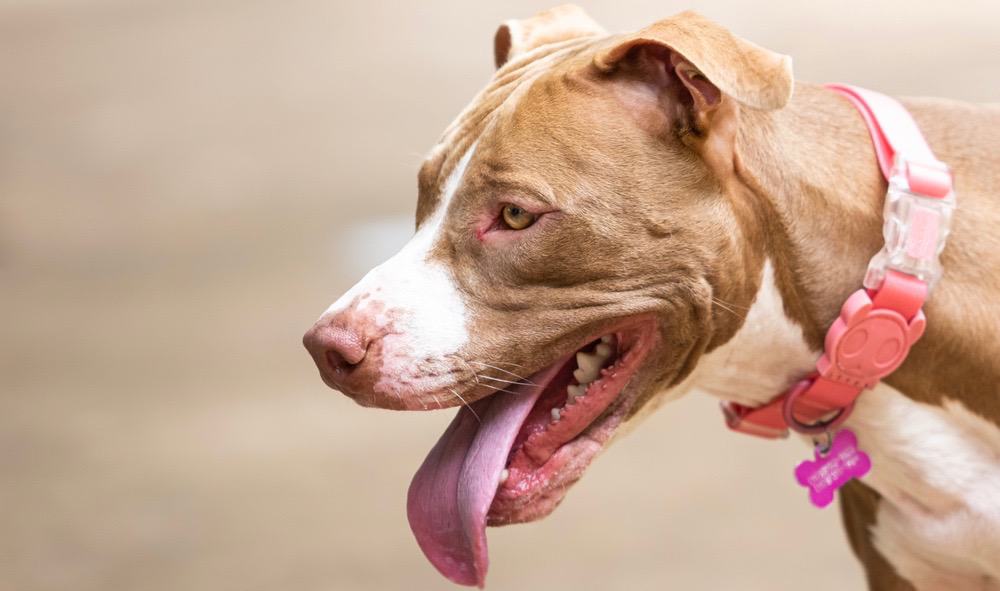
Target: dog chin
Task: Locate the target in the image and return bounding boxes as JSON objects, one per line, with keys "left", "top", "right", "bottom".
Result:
{"left": 486, "top": 411, "right": 615, "bottom": 525}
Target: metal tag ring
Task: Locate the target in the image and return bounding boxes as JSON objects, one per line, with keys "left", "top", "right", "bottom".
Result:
{"left": 781, "top": 379, "right": 855, "bottom": 436}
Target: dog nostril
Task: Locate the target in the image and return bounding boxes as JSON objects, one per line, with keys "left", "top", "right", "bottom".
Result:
{"left": 326, "top": 348, "right": 361, "bottom": 373}
{"left": 303, "top": 322, "right": 369, "bottom": 380}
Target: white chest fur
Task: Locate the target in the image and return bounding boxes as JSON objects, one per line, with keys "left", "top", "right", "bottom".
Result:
{"left": 853, "top": 388, "right": 1000, "bottom": 589}
{"left": 687, "top": 262, "right": 1000, "bottom": 590}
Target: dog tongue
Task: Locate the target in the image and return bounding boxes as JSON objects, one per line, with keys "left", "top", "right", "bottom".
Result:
{"left": 407, "top": 367, "right": 555, "bottom": 587}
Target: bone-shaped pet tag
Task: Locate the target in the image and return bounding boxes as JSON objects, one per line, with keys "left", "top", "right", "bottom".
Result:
{"left": 794, "top": 429, "right": 871, "bottom": 508}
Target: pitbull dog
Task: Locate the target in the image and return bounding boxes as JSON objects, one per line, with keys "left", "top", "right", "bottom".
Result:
{"left": 303, "top": 6, "right": 1000, "bottom": 589}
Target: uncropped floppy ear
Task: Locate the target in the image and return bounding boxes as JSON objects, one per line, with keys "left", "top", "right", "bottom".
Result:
{"left": 594, "top": 11, "right": 793, "bottom": 131}
{"left": 494, "top": 4, "right": 606, "bottom": 69}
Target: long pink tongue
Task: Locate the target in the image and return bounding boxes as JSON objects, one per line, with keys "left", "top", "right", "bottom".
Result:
{"left": 406, "top": 366, "right": 558, "bottom": 587}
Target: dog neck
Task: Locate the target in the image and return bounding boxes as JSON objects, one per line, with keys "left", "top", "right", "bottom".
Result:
{"left": 736, "top": 83, "right": 888, "bottom": 347}
{"left": 679, "top": 83, "right": 886, "bottom": 407}
{"left": 662, "top": 82, "right": 1000, "bottom": 589}
{"left": 691, "top": 83, "right": 999, "bottom": 424}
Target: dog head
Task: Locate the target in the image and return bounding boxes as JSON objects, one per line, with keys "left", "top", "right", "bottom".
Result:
{"left": 303, "top": 6, "right": 793, "bottom": 586}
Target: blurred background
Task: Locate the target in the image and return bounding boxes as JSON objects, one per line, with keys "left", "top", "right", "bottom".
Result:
{"left": 2, "top": 1, "right": 997, "bottom": 590}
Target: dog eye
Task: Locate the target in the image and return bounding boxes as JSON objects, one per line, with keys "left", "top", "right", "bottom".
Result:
{"left": 500, "top": 204, "right": 536, "bottom": 230}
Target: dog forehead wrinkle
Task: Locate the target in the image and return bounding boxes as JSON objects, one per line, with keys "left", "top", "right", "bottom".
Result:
{"left": 432, "top": 39, "right": 591, "bottom": 166}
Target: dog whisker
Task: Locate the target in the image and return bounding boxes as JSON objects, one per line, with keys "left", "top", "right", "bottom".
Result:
{"left": 475, "top": 382, "right": 521, "bottom": 395}
{"left": 469, "top": 361, "right": 534, "bottom": 383}
{"left": 477, "top": 374, "right": 539, "bottom": 388}
{"left": 711, "top": 296, "right": 747, "bottom": 320}
{"left": 447, "top": 354, "right": 484, "bottom": 385}
{"left": 711, "top": 295, "right": 750, "bottom": 310}
{"left": 473, "top": 360, "right": 526, "bottom": 369}
{"left": 448, "top": 388, "right": 480, "bottom": 423}
{"left": 476, "top": 359, "right": 528, "bottom": 369}
{"left": 475, "top": 382, "right": 508, "bottom": 392}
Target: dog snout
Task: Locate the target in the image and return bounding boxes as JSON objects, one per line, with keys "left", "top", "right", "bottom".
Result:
{"left": 302, "top": 315, "right": 371, "bottom": 393}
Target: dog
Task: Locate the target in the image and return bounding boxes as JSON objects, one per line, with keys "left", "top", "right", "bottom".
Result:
{"left": 303, "top": 6, "right": 1000, "bottom": 589}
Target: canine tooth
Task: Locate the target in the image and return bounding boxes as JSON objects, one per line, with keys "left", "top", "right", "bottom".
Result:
{"left": 601, "top": 335, "right": 612, "bottom": 344}
{"left": 551, "top": 408, "right": 561, "bottom": 421}
{"left": 575, "top": 351, "right": 602, "bottom": 383}
{"left": 595, "top": 343, "right": 612, "bottom": 358}
{"left": 577, "top": 351, "right": 601, "bottom": 371}
{"left": 567, "top": 384, "right": 586, "bottom": 400}
{"left": 575, "top": 367, "right": 600, "bottom": 384}
{"left": 499, "top": 469, "right": 509, "bottom": 484}
{"left": 572, "top": 367, "right": 594, "bottom": 384}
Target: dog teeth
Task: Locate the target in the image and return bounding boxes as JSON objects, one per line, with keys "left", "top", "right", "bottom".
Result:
{"left": 573, "top": 341, "right": 614, "bottom": 386}
{"left": 551, "top": 408, "right": 561, "bottom": 421}
{"left": 499, "top": 469, "right": 509, "bottom": 484}
{"left": 567, "top": 383, "right": 586, "bottom": 401}
{"left": 575, "top": 352, "right": 602, "bottom": 383}
{"left": 601, "top": 335, "right": 612, "bottom": 344}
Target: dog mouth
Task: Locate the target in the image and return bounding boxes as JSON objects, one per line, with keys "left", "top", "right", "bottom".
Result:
{"left": 407, "top": 316, "right": 659, "bottom": 587}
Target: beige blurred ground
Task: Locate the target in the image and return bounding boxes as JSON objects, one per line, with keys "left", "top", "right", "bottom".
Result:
{"left": 1, "top": 1, "right": 998, "bottom": 590}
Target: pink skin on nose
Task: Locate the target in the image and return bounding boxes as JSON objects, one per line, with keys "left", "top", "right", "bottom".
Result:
{"left": 304, "top": 287, "right": 465, "bottom": 412}
{"left": 319, "top": 325, "right": 368, "bottom": 365}
{"left": 302, "top": 299, "right": 406, "bottom": 406}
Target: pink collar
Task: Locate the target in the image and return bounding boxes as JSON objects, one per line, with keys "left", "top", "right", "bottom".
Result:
{"left": 722, "top": 84, "right": 956, "bottom": 439}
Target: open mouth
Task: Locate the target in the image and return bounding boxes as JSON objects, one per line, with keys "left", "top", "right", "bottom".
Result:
{"left": 407, "top": 316, "right": 658, "bottom": 587}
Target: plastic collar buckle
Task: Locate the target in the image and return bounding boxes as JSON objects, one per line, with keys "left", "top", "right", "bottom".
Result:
{"left": 864, "top": 154, "right": 955, "bottom": 292}
{"left": 721, "top": 85, "right": 956, "bottom": 441}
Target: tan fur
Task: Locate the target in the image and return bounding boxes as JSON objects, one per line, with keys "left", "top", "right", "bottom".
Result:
{"left": 494, "top": 4, "right": 605, "bottom": 68}
{"left": 735, "top": 87, "right": 1000, "bottom": 424}
{"left": 732, "top": 88, "right": 1000, "bottom": 588}
{"left": 594, "top": 11, "right": 793, "bottom": 111}
{"left": 841, "top": 480, "right": 918, "bottom": 590}
{"left": 307, "top": 6, "right": 1000, "bottom": 587}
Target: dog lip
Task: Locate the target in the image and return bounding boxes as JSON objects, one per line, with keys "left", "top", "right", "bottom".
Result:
{"left": 406, "top": 314, "right": 659, "bottom": 586}
{"left": 486, "top": 315, "right": 659, "bottom": 524}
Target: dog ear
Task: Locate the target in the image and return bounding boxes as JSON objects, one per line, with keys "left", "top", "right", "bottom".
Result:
{"left": 494, "top": 4, "right": 606, "bottom": 69}
{"left": 593, "top": 11, "right": 792, "bottom": 131}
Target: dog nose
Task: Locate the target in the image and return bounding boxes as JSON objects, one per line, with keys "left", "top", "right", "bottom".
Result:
{"left": 302, "top": 320, "right": 370, "bottom": 386}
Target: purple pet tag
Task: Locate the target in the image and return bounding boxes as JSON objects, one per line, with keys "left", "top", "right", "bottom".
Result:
{"left": 794, "top": 428, "right": 871, "bottom": 508}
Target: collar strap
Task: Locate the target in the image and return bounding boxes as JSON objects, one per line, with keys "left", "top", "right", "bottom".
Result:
{"left": 722, "top": 84, "right": 956, "bottom": 439}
